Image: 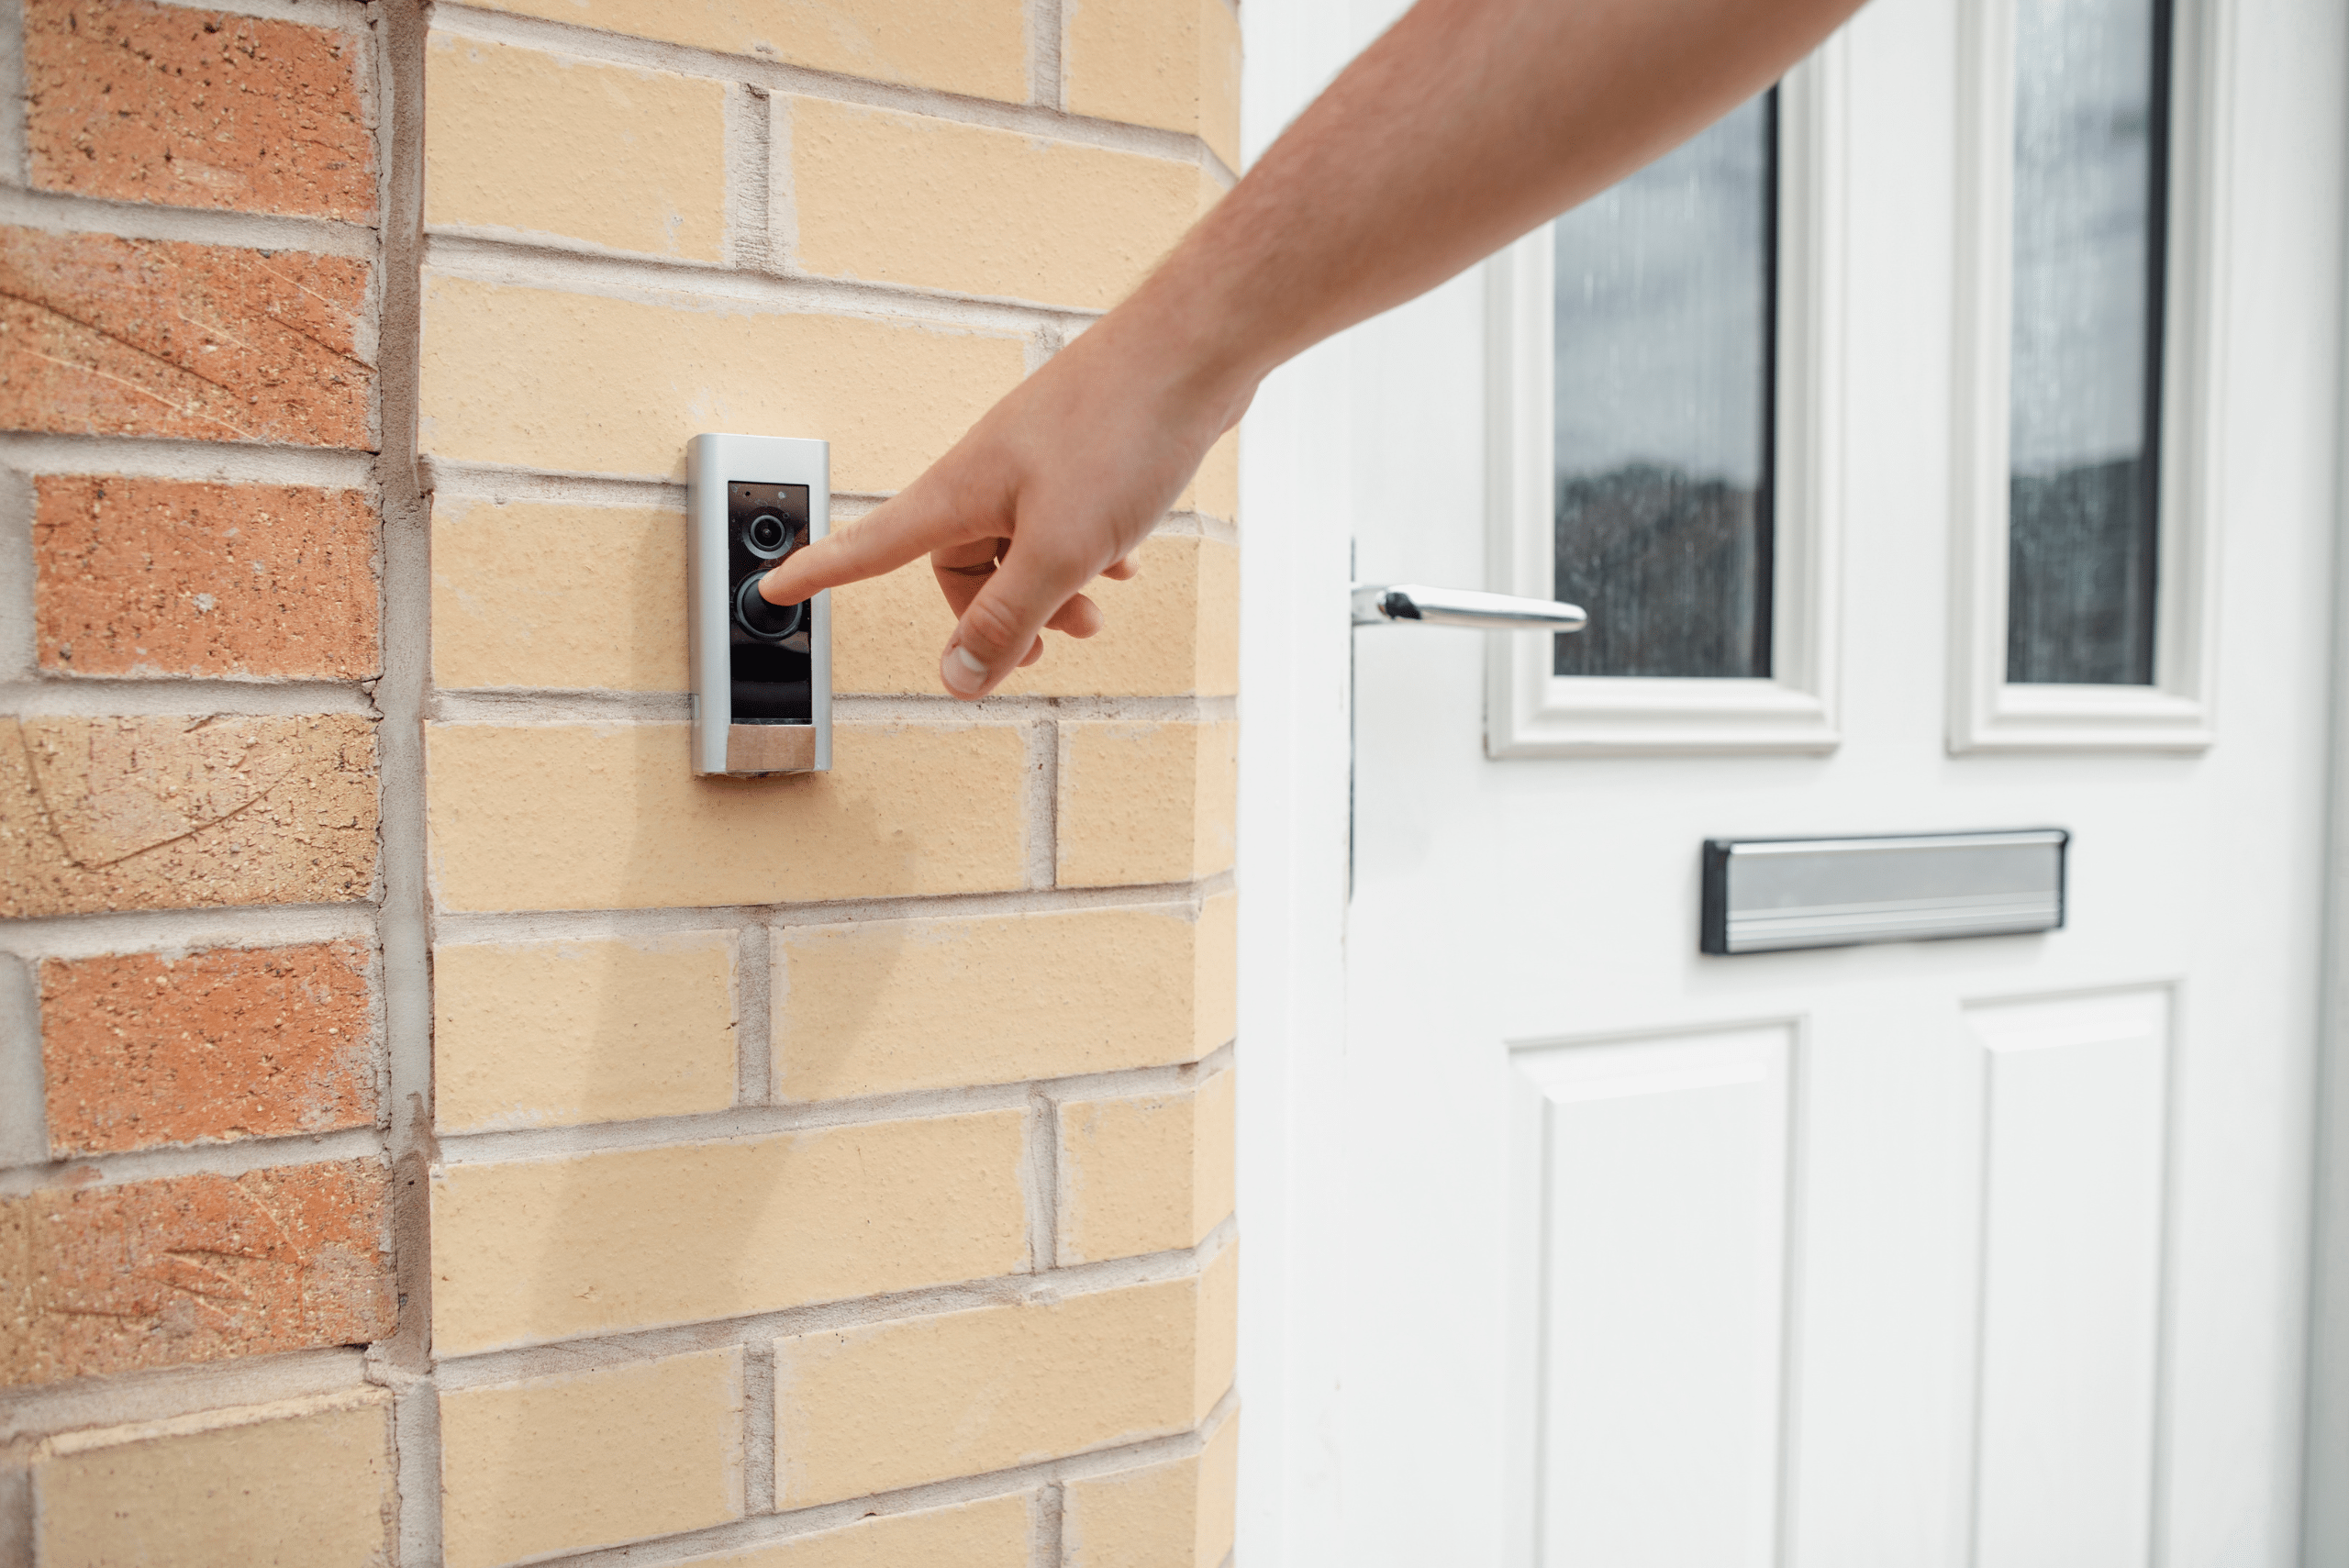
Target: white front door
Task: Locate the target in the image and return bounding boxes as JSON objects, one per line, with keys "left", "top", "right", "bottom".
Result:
{"left": 1237, "top": 0, "right": 2346, "bottom": 1562}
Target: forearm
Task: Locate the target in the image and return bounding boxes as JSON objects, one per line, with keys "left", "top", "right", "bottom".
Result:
{"left": 1119, "top": 0, "right": 1865, "bottom": 419}
{"left": 760, "top": 0, "right": 1869, "bottom": 702}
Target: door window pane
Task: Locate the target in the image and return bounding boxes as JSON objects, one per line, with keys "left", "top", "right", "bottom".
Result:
{"left": 1553, "top": 91, "right": 1776, "bottom": 679}
{"left": 2006, "top": 0, "right": 2170, "bottom": 685}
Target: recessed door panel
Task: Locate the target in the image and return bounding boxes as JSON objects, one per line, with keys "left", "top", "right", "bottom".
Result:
{"left": 1513, "top": 1026, "right": 1794, "bottom": 1566}
{"left": 1965, "top": 989, "right": 2170, "bottom": 1567}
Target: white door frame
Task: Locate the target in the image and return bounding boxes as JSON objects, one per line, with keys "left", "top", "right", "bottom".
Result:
{"left": 1230, "top": 4, "right": 1357, "bottom": 1561}
{"left": 2305, "top": 201, "right": 2349, "bottom": 1565}
{"left": 1229, "top": 318, "right": 1355, "bottom": 1564}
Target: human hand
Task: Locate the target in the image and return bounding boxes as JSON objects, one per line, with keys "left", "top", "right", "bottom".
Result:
{"left": 756, "top": 311, "right": 1248, "bottom": 701}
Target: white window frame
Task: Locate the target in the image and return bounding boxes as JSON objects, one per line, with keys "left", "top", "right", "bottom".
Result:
{"left": 1948, "top": 0, "right": 2231, "bottom": 752}
{"left": 1484, "top": 42, "right": 1848, "bottom": 758}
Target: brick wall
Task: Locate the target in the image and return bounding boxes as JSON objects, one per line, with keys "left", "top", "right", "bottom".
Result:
{"left": 0, "top": 0, "right": 1241, "bottom": 1562}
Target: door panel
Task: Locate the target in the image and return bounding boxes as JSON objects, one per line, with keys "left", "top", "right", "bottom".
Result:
{"left": 1965, "top": 989, "right": 2170, "bottom": 1568}
{"left": 1511, "top": 1026, "right": 1795, "bottom": 1566}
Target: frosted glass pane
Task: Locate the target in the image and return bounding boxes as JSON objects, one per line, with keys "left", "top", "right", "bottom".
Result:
{"left": 1553, "top": 92, "right": 1775, "bottom": 680}
{"left": 2007, "top": 0, "right": 2168, "bottom": 685}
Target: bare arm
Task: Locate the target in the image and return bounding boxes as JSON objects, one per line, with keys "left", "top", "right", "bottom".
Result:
{"left": 761, "top": 0, "right": 1865, "bottom": 700}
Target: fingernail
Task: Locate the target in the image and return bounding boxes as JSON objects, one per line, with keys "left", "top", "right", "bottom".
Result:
{"left": 942, "top": 644, "right": 989, "bottom": 695}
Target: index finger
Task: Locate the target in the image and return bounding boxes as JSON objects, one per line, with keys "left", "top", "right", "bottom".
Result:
{"left": 758, "top": 477, "right": 968, "bottom": 606}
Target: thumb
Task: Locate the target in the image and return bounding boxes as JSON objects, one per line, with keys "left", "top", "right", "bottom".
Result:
{"left": 941, "top": 540, "right": 1091, "bottom": 699}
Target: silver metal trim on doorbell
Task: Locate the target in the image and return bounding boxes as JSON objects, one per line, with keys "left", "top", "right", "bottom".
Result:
{"left": 1701, "top": 829, "right": 2069, "bottom": 954}
{"left": 688, "top": 433, "right": 830, "bottom": 776}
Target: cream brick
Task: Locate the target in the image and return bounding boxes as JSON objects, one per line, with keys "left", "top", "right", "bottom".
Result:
{"left": 426, "top": 722, "right": 1030, "bottom": 912}
{"left": 1198, "top": 1244, "right": 1238, "bottom": 1417}
{"left": 428, "top": 33, "right": 725, "bottom": 260}
{"left": 791, "top": 98, "right": 1204, "bottom": 310}
{"left": 1175, "top": 428, "right": 1238, "bottom": 523}
{"left": 1064, "top": 0, "right": 1241, "bottom": 170}
{"left": 686, "top": 1494, "right": 1032, "bottom": 1567}
{"left": 1062, "top": 1414, "right": 1239, "bottom": 1568}
{"left": 773, "top": 1250, "right": 1237, "bottom": 1507}
{"left": 418, "top": 274, "right": 1024, "bottom": 488}
{"left": 432, "top": 496, "right": 688, "bottom": 692}
{"left": 34, "top": 1392, "right": 390, "bottom": 1568}
{"left": 833, "top": 532, "right": 1236, "bottom": 697}
{"left": 441, "top": 1349, "right": 744, "bottom": 1568}
{"left": 1057, "top": 721, "right": 1237, "bottom": 887}
{"left": 1057, "top": 1064, "right": 1233, "bottom": 1262}
{"left": 774, "top": 901, "right": 1226, "bottom": 1101}
{"left": 1196, "top": 891, "right": 1236, "bottom": 1049}
{"left": 1194, "top": 530, "right": 1239, "bottom": 694}
{"left": 461, "top": 0, "right": 1027, "bottom": 104}
{"left": 435, "top": 933, "right": 737, "bottom": 1132}
{"left": 432, "top": 1110, "right": 1027, "bottom": 1354}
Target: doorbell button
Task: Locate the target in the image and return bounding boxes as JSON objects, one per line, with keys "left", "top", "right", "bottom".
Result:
{"left": 736, "top": 574, "right": 807, "bottom": 639}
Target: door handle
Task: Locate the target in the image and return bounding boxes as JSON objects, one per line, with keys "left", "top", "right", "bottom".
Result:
{"left": 1350, "top": 583, "right": 1587, "bottom": 632}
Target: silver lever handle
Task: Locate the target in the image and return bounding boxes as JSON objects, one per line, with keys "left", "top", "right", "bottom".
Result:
{"left": 1351, "top": 583, "right": 1587, "bottom": 632}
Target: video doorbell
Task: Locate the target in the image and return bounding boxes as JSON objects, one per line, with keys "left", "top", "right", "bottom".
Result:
{"left": 687, "top": 433, "right": 831, "bottom": 775}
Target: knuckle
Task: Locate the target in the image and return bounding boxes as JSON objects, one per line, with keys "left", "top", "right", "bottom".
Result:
{"left": 957, "top": 594, "right": 1031, "bottom": 659}
{"left": 1013, "top": 535, "right": 1093, "bottom": 585}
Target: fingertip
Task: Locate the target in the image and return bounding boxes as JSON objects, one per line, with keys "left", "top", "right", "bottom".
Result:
{"left": 759, "top": 538, "right": 832, "bottom": 604}
{"left": 941, "top": 643, "right": 989, "bottom": 698}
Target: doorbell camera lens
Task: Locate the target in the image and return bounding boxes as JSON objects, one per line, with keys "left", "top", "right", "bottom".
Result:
{"left": 745, "top": 512, "right": 791, "bottom": 559}
{"left": 736, "top": 573, "right": 806, "bottom": 640}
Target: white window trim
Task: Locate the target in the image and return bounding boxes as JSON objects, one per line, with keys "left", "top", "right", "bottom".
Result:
{"left": 1948, "top": 0, "right": 2232, "bottom": 752}
{"left": 1484, "top": 42, "right": 1849, "bottom": 758}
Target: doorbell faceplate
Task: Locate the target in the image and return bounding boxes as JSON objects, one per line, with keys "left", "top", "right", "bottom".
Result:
{"left": 688, "top": 433, "right": 830, "bottom": 775}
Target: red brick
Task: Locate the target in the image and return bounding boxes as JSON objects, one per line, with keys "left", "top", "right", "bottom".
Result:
{"left": 40, "top": 942, "right": 377, "bottom": 1158}
{"left": 0, "top": 228, "right": 373, "bottom": 448}
{"left": 0, "top": 714, "right": 379, "bottom": 919}
{"left": 27, "top": 0, "right": 373, "bottom": 222}
{"left": 34, "top": 477, "right": 379, "bottom": 679}
{"left": 0, "top": 1160, "right": 395, "bottom": 1386}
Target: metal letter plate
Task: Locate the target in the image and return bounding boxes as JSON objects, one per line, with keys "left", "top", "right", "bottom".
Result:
{"left": 1701, "top": 829, "right": 2068, "bottom": 955}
